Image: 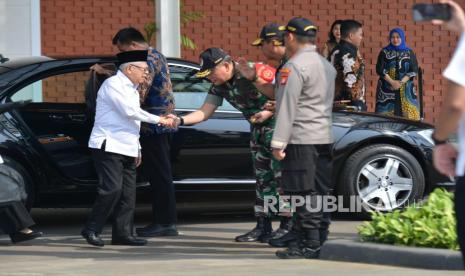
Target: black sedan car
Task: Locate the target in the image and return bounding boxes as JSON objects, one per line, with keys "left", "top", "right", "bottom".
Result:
{"left": 0, "top": 56, "right": 452, "bottom": 213}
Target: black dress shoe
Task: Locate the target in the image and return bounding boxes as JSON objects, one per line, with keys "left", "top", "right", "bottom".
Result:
{"left": 81, "top": 229, "right": 104, "bottom": 247}
{"left": 111, "top": 236, "right": 147, "bottom": 246}
{"left": 136, "top": 224, "right": 178, "bottom": 237}
{"left": 10, "top": 230, "right": 43, "bottom": 244}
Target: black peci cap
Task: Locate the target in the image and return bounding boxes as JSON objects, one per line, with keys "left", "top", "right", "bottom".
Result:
{"left": 116, "top": 50, "right": 148, "bottom": 66}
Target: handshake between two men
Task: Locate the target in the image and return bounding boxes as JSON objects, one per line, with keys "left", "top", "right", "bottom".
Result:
{"left": 157, "top": 114, "right": 183, "bottom": 129}
{"left": 157, "top": 109, "right": 275, "bottom": 129}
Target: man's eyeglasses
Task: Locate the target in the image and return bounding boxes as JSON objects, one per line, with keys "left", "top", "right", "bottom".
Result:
{"left": 131, "top": 64, "right": 149, "bottom": 73}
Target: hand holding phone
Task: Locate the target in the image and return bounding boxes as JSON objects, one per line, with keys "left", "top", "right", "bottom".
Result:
{"left": 413, "top": 3, "right": 452, "bottom": 21}
{"left": 425, "top": 0, "right": 465, "bottom": 34}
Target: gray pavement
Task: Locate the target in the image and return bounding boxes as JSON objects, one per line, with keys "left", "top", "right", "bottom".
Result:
{"left": 0, "top": 208, "right": 462, "bottom": 276}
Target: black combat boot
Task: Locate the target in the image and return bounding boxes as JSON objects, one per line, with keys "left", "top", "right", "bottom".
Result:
{"left": 235, "top": 217, "right": 272, "bottom": 242}
{"left": 275, "top": 231, "right": 321, "bottom": 259}
{"left": 275, "top": 239, "right": 302, "bottom": 259}
{"left": 299, "top": 238, "right": 321, "bottom": 259}
{"left": 319, "top": 228, "right": 329, "bottom": 245}
{"left": 262, "top": 216, "right": 293, "bottom": 244}
{"left": 268, "top": 229, "right": 299, "bottom": 247}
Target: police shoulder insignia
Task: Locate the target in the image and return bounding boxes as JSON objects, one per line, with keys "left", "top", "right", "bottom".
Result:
{"left": 279, "top": 68, "right": 290, "bottom": 85}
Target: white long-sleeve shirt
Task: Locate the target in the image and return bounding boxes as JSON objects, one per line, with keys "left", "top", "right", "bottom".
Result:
{"left": 443, "top": 32, "right": 465, "bottom": 176}
{"left": 88, "top": 70, "right": 160, "bottom": 157}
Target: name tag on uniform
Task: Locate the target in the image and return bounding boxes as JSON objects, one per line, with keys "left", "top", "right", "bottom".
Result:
{"left": 279, "top": 68, "right": 290, "bottom": 85}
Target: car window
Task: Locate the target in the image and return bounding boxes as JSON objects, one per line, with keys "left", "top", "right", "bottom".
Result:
{"left": 169, "top": 64, "right": 237, "bottom": 112}
{"left": 10, "top": 71, "right": 88, "bottom": 103}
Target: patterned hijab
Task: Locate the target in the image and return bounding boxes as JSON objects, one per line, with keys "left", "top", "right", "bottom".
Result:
{"left": 383, "top": 27, "right": 411, "bottom": 51}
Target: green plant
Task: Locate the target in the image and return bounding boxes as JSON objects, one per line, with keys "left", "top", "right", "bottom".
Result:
{"left": 144, "top": 0, "right": 204, "bottom": 50}
{"left": 144, "top": 22, "right": 158, "bottom": 46}
{"left": 179, "top": 1, "right": 203, "bottom": 50}
{"left": 358, "top": 188, "right": 459, "bottom": 250}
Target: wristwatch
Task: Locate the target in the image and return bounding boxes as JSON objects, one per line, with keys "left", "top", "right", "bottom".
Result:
{"left": 432, "top": 133, "right": 447, "bottom": 145}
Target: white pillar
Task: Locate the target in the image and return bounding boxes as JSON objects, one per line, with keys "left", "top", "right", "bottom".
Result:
{"left": 0, "top": 0, "right": 41, "bottom": 58}
{"left": 31, "top": 0, "right": 41, "bottom": 56}
{"left": 156, "top": 0, "right": 181, "bottom": 58}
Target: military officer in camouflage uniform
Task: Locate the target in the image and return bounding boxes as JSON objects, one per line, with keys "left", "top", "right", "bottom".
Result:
{"left": 174, "top": 48, "right": 281, "bottom": 242}
{"left": 238, "top": 23, "right": 298, "bottom": 247}
{"left": 242, "top": 23, "right": 288, "bottom": 102}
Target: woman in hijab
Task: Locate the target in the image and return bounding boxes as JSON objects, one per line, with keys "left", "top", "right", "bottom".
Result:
{"left": 375, "top": 28, "right": 420, "bottom": 120}
{"left": 321, "top": 20, "right": 343, "bottom": 59}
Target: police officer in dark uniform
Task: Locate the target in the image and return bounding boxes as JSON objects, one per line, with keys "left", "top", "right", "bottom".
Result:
{"left": 271, "top": 17, "right": 336, "bottom": 259}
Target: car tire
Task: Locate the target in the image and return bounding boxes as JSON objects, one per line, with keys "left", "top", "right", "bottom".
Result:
{"left": 338, "top": 144, "right": 425, "bottom": 213}
{"left": 0, "top": 156, "right": 34, "bottom": 211}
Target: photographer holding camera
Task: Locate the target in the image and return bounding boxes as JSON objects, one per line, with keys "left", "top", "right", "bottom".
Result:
{"left": 431, "top": 0, "right": 465, "bottom": 264}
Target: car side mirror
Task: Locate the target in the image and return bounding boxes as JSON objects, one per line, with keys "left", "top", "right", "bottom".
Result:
{"left": 0, "top": 54, "right": 9, "bottom": 64}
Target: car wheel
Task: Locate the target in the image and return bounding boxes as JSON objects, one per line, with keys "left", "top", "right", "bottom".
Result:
{"left": 339, "top": 144, "right": 425, "bottom": 212}
{"left": 0, "top": 156, "right": 34, "bottom": 210}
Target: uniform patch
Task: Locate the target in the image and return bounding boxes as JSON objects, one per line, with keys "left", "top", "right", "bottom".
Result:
{"left": 279, "top": 68, "right": 290, "bottom": 85}
{"left": 255, "top": 63, "right": 276, "bottom": 83}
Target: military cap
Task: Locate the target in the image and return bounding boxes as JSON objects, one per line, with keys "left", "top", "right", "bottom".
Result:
{"left": 280, "top": 17, "right": 317, "bottom": 37}
{"left": 252, "top": 23, "right": 285, "bottom": 46}
{"left": 196, "top": 47, "right": 230, "bottom": 78}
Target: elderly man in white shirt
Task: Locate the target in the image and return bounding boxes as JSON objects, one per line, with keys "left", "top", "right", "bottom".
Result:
{"left": 431, "top": 0, "right": 465, "bottom": 265}
{"left": 81, "top": 50, "right": 172, "bottom": 247}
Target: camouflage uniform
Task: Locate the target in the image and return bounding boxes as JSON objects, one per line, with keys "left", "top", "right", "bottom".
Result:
{"left": 204, "top": 69, "right": 281, "bottom": 218}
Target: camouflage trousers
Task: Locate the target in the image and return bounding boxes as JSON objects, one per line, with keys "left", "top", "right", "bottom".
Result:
{"left": 250, "top": 121, "right": 288, "bottom": 218}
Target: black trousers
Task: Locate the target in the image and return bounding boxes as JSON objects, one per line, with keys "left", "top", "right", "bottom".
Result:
{"left": 0, "top": 201, "right": 34, "bottom": 234}
{"left": 455, "top": 176, "right": 465, "bottom": 266}
{"left": 281, "top": 144, "right": 334, "bottom": 241}
{"left": 140, "top": 133, "right": 177, "bottom": 225}
{"left": 85, "top": 149, "right": 136, "bottom": 238}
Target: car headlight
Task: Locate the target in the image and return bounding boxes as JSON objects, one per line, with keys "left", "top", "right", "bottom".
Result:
{"left": 417, "top": 129, "right": 434, "bottom": 145}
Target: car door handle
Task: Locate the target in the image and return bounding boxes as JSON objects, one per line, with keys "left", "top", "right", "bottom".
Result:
{"left": 49, "top": 114, "right": 63, "bottom": 120}
{"left": 69, "top": 114, "right": 87, "bottom": 122}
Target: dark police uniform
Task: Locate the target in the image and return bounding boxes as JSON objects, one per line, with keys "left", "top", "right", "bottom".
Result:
{"left": 271, "top": 17, "right": 336, "bottom": 259}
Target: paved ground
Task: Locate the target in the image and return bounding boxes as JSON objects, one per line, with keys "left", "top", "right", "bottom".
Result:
{"left": 0, "top": 208, "right": 462, "bottom": 276}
